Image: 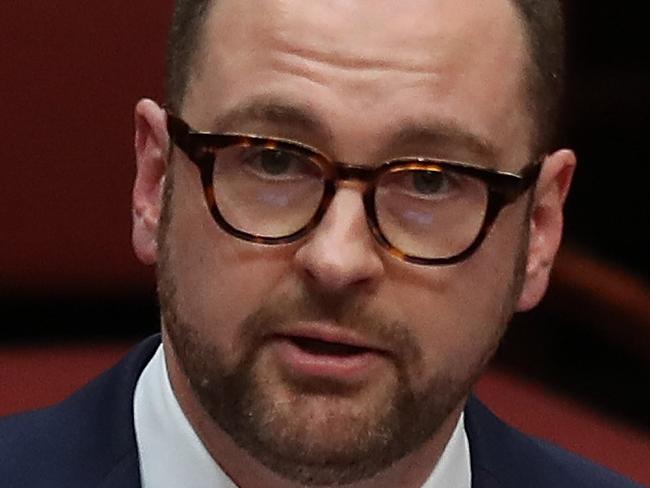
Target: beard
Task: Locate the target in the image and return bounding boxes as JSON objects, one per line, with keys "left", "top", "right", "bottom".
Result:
{"left": 155, "top": 174, "right": 527, "bottom": 486}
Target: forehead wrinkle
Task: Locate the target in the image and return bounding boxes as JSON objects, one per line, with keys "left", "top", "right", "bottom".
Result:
{"left": 275, "top": 43, "right": 439, "bottom": 76}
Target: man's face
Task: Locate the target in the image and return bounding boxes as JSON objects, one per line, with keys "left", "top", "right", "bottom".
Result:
{"left": 156, "top": 0, "right": 536, "bottom": 484}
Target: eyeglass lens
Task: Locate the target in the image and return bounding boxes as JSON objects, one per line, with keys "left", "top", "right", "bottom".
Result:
{"left": 213, "top": 145, "right": 325, "bottom": 238}
{"left": 210, "top": 144, "right": 489, "bottom": 260}
{"left": 375, "top": 169, "right": 488, "bottom": 259}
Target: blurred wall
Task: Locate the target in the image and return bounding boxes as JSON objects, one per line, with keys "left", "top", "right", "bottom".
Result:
{"left": 0, "top": 1, "right": 172, "bottom": 294}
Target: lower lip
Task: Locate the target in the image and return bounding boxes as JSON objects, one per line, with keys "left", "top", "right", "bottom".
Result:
{"left": 271, "top": 337, "right": 386, "bottom": 384}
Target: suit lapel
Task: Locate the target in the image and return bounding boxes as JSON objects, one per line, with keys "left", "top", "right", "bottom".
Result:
{"left": 66, "top": 335, "right": 161, "bottom": 487}
{"left": 465, "top": 396, "right": 506, "bottom": 488}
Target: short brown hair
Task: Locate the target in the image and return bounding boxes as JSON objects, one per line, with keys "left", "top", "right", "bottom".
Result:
{"left": 511, "top": 0, "right": 566, "bottom": 154}
{"left": 165, "top": 0, "right": 213, "bottom": 112}
{"left": 165, "top": 0, "right": 566, "bottom": 154}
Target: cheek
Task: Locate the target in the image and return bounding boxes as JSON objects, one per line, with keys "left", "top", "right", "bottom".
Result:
{"left": 388, "top": 207, "right": 527, "bottom": 378}
{"left": 401, "top": 281, "right": 505, "bottom": 380}
{"left": 163, "top": 164, "right": 295, "bottom": 353}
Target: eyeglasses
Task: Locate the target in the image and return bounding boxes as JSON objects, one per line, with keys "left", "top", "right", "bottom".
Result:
{"left": 165, "top": 111, "right": 542, "bottom": 265}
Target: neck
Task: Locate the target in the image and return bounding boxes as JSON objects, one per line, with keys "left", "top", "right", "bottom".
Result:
{"left": 163, "top": 336, "right": 464, "bottom": 488}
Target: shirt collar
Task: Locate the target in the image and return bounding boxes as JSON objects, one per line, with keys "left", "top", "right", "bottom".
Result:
{"left": 134, "top": 344, "right": 471, "bottom": 488}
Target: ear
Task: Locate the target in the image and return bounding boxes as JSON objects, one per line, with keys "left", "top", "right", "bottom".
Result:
{"left": 132, "top": 99, "right": 168, "bottom": 265}
{"left": 516, "top": 149, "right": 576, "bottom": 311}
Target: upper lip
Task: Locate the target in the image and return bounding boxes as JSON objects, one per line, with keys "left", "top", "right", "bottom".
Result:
{"left": 273, "top": 322, "right": 390, "bottom": 355}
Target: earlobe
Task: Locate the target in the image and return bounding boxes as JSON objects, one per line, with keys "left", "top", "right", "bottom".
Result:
{"left": 517, "top": 149, "right": 576, "bottom": 311}
{"left": 132, "top": 99, "right": 169, "bottom": 265}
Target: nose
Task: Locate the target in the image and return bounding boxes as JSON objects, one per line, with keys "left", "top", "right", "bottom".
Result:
{"left": 294, "top": 186, "right": 385, "bottom": 293}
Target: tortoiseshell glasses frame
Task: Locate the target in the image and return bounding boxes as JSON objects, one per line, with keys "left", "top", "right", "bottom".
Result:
{"left": 165, "top": 110, "right": 542, "bottom": 265}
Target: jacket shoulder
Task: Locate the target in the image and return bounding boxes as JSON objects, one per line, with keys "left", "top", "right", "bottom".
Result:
{"left": 0, "top": 335, "right": 160, "bottom": 488}
{"left": 465, "top": 396, "right": 644, "bottom": 488}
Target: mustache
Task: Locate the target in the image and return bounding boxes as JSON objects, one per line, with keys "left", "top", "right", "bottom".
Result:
{"left": 238, "top": 288, "right": 421, "bottom": 365}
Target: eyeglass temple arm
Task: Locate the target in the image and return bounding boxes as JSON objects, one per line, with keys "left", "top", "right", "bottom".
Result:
{"left": 165, "top": 110, "right": 195, "bottom": 156}
{"left": 496, "top": 159, "right": 544, "bottom": 204}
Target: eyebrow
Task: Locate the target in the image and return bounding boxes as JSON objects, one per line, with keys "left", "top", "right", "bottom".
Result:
{"left": 387, "top": 122, "right": 500, "bottom": 166}
{"left": 211, "top": 97, "right": 499, "bottom": 165}
{"left": 211, "top": 97, "right": 333, "bottom": 144}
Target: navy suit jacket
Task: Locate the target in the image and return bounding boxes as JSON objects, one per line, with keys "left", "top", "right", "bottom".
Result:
{"left": 0, "top": 335, "right": 643, "bottom": 487}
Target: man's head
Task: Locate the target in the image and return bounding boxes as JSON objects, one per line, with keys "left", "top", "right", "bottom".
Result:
{"left": 132, "top": 0, "right": 575, "bottom": 485}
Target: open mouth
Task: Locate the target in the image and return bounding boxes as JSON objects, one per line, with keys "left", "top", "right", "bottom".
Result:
{"left": 288, "top": 336, "right": 370, "bottom": 357}
{"left": 271, "top": 330, "right": 387, "bottom": 382}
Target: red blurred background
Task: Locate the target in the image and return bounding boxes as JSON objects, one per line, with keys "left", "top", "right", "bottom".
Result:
{"left": 0, "top": 1, "right": 170, "bottom": 292}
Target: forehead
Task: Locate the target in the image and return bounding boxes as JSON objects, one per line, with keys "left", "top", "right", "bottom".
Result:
{"left": 185, "top": 0, "right": 532, "bottom": 166}
{"left": 201, "top": 0, "right": 525, "bottom": 60}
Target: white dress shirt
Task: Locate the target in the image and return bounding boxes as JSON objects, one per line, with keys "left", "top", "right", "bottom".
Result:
{"left": 134, "top": 345, "right": 472, "bottom": 487}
